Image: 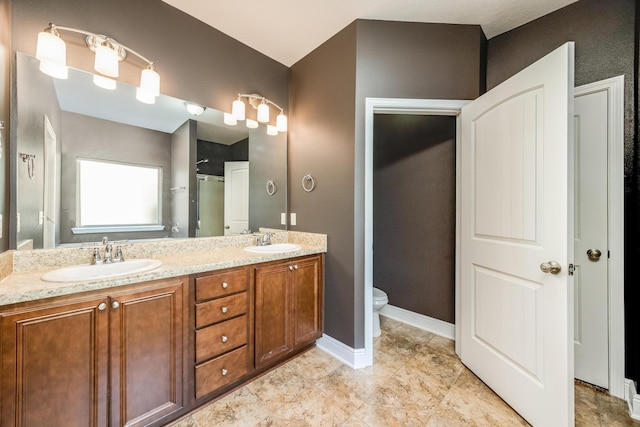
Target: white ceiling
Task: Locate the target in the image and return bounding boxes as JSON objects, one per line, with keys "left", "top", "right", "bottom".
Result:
{"left": 162, "top": 0, "right": 578, "bottom": 67}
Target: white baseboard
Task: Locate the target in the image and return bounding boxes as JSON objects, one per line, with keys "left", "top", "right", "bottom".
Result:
{"left": 316, "top": 334, "right": 368, "bottom": 369}
{"left": 380, "top": 304, "right": 455, "bottom": 340}
{"left": 625, "top": 379, "right": 640, "bottom": 420}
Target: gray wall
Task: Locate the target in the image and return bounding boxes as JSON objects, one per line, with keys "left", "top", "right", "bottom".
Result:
{"left": 10, "top": 0, "right": 289, "bottom": 248}
{"left": 15, "top": 52, "right": 61, "bottom": 249}
{"left": 484, "top": 0, "right": 640, "bottom": 387}
{"left": 59, "top": 112, "right": 172, "bottom": 243}
{"left": 289, "top": 20, "right": 485, "bottom": 348}
{"left": 373, "top": 114, "right": 456, "bottom": 323}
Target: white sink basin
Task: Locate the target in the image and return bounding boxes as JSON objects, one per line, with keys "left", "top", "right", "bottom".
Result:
{"left": 42, "top": 259, "right": 162, "bottom": 283}
{"left": 244, "top": 243, "right": 302, "bottom": 254}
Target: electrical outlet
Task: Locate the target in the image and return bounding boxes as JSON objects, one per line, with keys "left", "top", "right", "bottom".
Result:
{"left": 281, "top": 212, "right": 286, "bottom": 225}
{"left": 39, "top": 211, "right": 44, "bottom": 225}
{"left": 290, "top": 213, "right": 297, "bottom": 226}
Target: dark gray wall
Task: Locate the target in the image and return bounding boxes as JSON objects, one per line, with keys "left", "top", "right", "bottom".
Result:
{"left": 290, "top": 23, "right": 358, "bottom": 346}
{"left": 15, "top": 52, "right": 61, "bottom": 249}
{"left": 59, "top": 112, "right": 172, "bottom": 243}
{"left": 10, "top": 0, "right": 289, "bottom": 248}
{"left": 0, "top": 0, "right": 8, "bottom": 252}
{"left": 485, "top": 0, "right": 640, "bottom": 386}
{"left": 373, "top": 114, "right": 456, "bottom": 323}
{"left": 289, "top": 20, "right": 485, "bottom": 348}
{"left": 249, "top": 130, "right": 288, "bottom": 231}
{"left": 196, "top": 139, "right": 248, "bottom": 177}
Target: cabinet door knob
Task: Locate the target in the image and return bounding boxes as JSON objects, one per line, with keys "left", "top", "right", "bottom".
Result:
{"left": 221, "top": 368, "right": 228, "bottom": 376}
{"left": 221, "top": 307, "right": 228, "bottom": 314}
{"left": 112, "top": 301, "right": 120, "bottom": 309}
{"left": 289, "top": 266, "right": 294, "bottom": 271}
{"left": 294, "top": 265, "right": 299, "bottom": 270}
{"left": 221, "top": 282, "right": 228, "bottom": 289}
{"left": 98, "top": 302, "right": 107, "bottom": 311}
{"left": 221, "top": 335, "right": 228, "bottom": 343}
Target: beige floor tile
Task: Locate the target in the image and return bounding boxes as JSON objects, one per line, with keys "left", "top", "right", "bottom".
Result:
{"left": 247, "top": 366, "right": 316, "bottom": 412}
{"left": 191, "top": 387, "right": 271, "bottom": 426}
{"left": 284, "top": 347, "right": 344, "bottom": 381}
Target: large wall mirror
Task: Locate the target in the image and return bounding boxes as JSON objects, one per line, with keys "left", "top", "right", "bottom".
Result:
{"left": 15, "top": 52, "right": 287, "bottom": 250}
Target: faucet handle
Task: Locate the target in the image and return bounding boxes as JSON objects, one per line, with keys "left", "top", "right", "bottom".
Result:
{"left": 91, "top": 248, "right": 102, "bottom": 265}
{"left": 114, "top": 246, "right": 125, "bottom": 262}
{"left": 101, "top": 236, "right": 109, "bottom": 245}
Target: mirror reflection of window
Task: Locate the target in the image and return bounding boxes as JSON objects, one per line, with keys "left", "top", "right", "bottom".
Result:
{"left": 78, "top": 159, "right": 161, "bottom": 227}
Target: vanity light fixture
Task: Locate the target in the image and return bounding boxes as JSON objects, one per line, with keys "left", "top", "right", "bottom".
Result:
{"left": 223, "top": 113, "right": 237, "bottom": 126}
{"left": 228, "top": 94, "right": 288, "bottom": 135}
{"left": 35, "top": 23, "right": 160, "bottom": 104}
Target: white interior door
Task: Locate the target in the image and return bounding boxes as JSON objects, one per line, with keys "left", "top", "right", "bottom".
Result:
{"left": 460, "top": 43, "right": 574, "bottom": 426}
{"left": 223, "top": 161, "right": 249, "bottom": 235}
{"left": 573, "top": 89, "right": 609, "bottom": 388}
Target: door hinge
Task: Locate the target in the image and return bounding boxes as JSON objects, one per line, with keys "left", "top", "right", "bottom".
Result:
{"left": 568, "top": 264, "right": 575, "bottom": 276}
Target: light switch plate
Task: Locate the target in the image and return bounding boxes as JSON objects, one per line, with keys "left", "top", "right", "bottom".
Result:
{"left": 16, "top": 213, "right": 20, "bottom": 233}
{"left": 281, "top": 212, "right": 286, "bottom": 225}
{"left": 39, "top": 211, "right": 44, "bottom": 225}
{"left": 290, "top": 213, "right": 297, "bottom": 226}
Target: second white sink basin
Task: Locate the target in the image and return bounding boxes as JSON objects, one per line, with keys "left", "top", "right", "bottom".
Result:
{"left": 42, "top": 259, "right": 162, "bottom": 283}
{"left": 244, "top": 243, "right": 302, "bottom": 254}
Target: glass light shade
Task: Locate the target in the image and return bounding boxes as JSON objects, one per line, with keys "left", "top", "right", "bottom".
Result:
{"left": 245, "top": 119, "right": 258, "bottom": 129}
{"left": 276, "top": 113, "right": 288, "bottom": 132}
{"left": 224, "top": 113, "right": 238, "bottom": 126}
{"left": 186, "top": 103, "right": 205, "bottom": 116}
{"left": 39, "top": 60, "right": 69, "bottom": 79}
{"left": 93, "top": 74, "right": 116, "bottom": 90}
{"left": 36, "top": 31, "right": 68, "bottom": 79}
{"left": 267, "top": 125, "right": 278, "bottom": 136}
{"left": 139, "top": 68, "right": 160, "bottom": 97}
{"left": 94, "top": 44, "right": 119, "bottom": 77}
{"left": 232, "top": 99, "right": 246, "bottom": 121}
{"left": 257, "top": 102, "right": 270, "bottom": 123}
{"left": 136, "top": 87, "right": 155, "bottom": 104}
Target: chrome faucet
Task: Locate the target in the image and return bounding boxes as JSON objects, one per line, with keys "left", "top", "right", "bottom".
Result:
{"left": 89, "top": 237, "right": 127, "bottom": 264}
{"left": 256, "top": 232, "right": 274, "bottom": 246}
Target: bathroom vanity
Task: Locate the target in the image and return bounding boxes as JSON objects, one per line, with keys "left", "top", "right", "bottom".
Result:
{"left": 0, "top": 232, "right": 325, "bottom": 427}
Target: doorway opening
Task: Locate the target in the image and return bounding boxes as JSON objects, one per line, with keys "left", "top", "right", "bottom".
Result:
{"left": 363, "top": 86, "right": 625, "bottom": 399}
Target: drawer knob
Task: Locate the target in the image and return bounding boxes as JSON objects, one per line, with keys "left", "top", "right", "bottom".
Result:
{"left": 221, "top": 368, "right": 228, "bottom": 376}
{"left": 294, "top": 265, "right": 299, "bottom": 270}
{"left": 289, "top": 266, "right": 294, "bottom": 271}
{"left": 221, "top": 335, "right": 228, "bottom": 343}
{"left": 221, "top": 282, "right": 228, "bottom": 289}
{"left": 221, "top": 307, "right": 228, "bottom": 314}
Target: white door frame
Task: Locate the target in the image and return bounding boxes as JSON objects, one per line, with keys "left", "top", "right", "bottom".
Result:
{"left": 363, "top": 87, "right": 625, "bottom": 399}
{"left": 574, "top": 75, "right": 625, "bottom": 398}
{"left": 364, "top": 98, "right": 469, "bottom": 367}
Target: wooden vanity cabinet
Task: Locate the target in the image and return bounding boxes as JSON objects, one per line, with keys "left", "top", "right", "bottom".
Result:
{"left": 0, "top": 277, "right": 186, "bottom": 427}
{"left": 192, "top": 267, "right": 252, "bottom": 399}
{"left": 254, "top": 255, "right": 323, "bottom": 369}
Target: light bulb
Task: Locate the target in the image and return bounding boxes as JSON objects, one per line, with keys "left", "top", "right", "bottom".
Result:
{"left": 36, "top": 29, "right": 68, "bottom": 79}
{"left": 224, "top": 113, "right": 238, "bottom": 126}
{"left": 185, "top": 103, "right": 205, "bottom": 116}
{"left": 232, "top": 98, "right": 246, "bottom": 121}
{"left": 267, "top": 125, "right": 278, "bottom": 136}
{"left": 276, "top": 113, "right": 288, "bottom": 132}
{"left": 257, "top": 102, "right": 269, "bottom": 123}
{"left": 93, "top": 74, "right": 116, "bottom": 90}
{"left": 94, "top": 43, "right": 119, "bottom": 77}
{"left": 246, "top": 119, "right": 258, "bottom": 129}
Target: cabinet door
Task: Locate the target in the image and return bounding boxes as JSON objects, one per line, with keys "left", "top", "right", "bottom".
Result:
{"left": 254, "top": 263, "right": 292, "bottom": 369}
{"left": 110, "top": 279, "right": 185, "bottom": 427}
{"left": 292, "top": 256, "right": 323, "bottom": 348}
{"left": 0, "top": 296, "right": 110, "bottom": 427}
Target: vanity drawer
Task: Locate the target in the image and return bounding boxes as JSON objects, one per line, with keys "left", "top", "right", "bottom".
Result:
{"left": 195, "top": 268, "right": 248, "bottom": 302}
{"left": 196, "top": 292, "right": 248, "bottom": 329}
{"left": 195, "top": 315, "right": 247, "bottom": 363}
{"left": 195, "top": 345, "right": 248, "bottom": 398}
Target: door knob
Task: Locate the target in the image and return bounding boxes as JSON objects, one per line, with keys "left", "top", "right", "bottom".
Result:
{"left": 224, "top": 225, "right": 230, "bottom": 229}
{"left": 540, "top": 261, "right": 562, "bottom": 274}
{"left": 587, "top": 249, "right": 602, "bottom": 261}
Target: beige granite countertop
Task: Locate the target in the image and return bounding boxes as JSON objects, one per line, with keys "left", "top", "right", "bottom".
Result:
{"left": 0, "top": 231, "right": 326, "bottom": 307}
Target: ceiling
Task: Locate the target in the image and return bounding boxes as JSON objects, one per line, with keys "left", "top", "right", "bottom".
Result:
{"left": 162, "top": 0, "right": 578, "bottom": 67}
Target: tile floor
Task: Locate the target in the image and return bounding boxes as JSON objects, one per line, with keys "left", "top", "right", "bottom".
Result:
{"left": 169, "top": 316, "right": 639, "bottom": 426}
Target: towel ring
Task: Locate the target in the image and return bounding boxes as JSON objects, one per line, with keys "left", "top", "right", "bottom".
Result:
{"left": 266, "top": 180, "right": 277, "bottom": 196}
{"left": 302, "top": 174, "right": 315, "bottom": 192}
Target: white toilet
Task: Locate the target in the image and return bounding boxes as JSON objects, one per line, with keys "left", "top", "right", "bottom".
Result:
{"left": 372, "top": 287, "right": 389, "bottom": 337}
